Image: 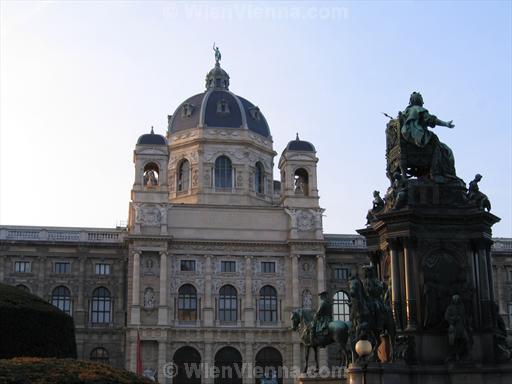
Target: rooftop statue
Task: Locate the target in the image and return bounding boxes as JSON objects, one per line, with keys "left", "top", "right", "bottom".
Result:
{"left": 213, "top": 43, "right": 221, "bottom": 64}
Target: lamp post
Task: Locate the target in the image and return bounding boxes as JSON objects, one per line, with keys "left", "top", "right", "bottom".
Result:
{"left": 355, "top": 339, "right": 372, "bottom": 384}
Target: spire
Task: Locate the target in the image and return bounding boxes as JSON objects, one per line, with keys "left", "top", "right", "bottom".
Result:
{"left": 150, "top": 126, "right": 154, "bottom": 134}
{"left": 296, "top": 133, "right": 300, "bottom": 140}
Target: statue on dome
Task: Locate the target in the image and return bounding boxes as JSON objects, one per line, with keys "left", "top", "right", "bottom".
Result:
{"left": 213, "top": 43, "right": 221, "bottom": 64}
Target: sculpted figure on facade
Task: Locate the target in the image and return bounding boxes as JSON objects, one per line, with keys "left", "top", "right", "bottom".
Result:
{"left": 444, "top": 294, "right": 472, "bottom": 361}
{"left": 467, "top": 174, "right": 491, "bottom": 211}
{"left": 143, "top": 287, "right": 156, "bottom": 309}
{"left": 366, "top": 190, "right": 384, "bottom": 224}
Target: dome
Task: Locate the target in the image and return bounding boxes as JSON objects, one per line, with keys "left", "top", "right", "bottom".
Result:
{"left": 167, "top": 61, "right": 271, "bottom": 138}
{"left": 285, "top": 134, "right": 315, "bottom": 152}
{"left": 137, "top": 127, "right": 167, "bottom": 145}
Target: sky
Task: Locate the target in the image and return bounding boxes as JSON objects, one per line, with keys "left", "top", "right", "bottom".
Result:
{"left": 0, "top": 1, "right": 511, "bottom": 237}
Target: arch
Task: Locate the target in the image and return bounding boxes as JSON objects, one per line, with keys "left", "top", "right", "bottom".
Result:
{"left": 219, "top": 285, "right": 237, "bottom": 322}
{"left": 178, "top": 284, "right": 197, "bottom": 321}
{"left": 91, "top": 286, "right": 111, "bottom": 324}
{"left": 333, "top": 290, "right": 350, "bottom": 322}
{"left": 214, "top": 346, "right": 243, "bottom": 384}
{"left": 90, "top": 347, "right": 109, "bottom": 364}
{"left": 294, "top": 168, "right": 309, "bottom": 196}
{"left": 215, "top": 155, "right": 232, "bottom": 189}
{"left": 51, "top": 285, "right": 72, "bottom": 315}
{"left": 15, "top": 284, "right": 30, "bottom": 293}
{"left": 173, "top": 346, "right": 201, "bottom": 384}
{"left": 143, "top": 162, "right": 159, "bottom": 187}
{"left": 177, "top": 159, "right": 190, "bottom": 193}
{"left": 255, "top": 346, "right": 283, "bottom": 384}
{"left": 255, "top": 162, "right": 265, "bottom": 194}
{"left": 259, "top": 285, "right": 277, "bottom": 323}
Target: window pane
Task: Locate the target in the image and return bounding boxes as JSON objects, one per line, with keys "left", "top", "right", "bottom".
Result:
{"left": 215, "top": 156, "right": 232, "bottom": 189}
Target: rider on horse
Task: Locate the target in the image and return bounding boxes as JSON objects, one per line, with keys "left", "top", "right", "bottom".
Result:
{"left": 311, "top": 291, "right": 333, "bottom": 345}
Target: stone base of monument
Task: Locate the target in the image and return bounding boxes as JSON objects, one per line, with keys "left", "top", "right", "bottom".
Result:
{"left": 295, "top": 371, "right": 347, "bottom": 384}
{"left": 347, "top": 362, "right": 512, "bottom": 384}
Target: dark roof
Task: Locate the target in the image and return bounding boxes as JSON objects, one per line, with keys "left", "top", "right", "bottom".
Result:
{"left": 137, "top": 129, "right": 167, "bottom": 145}
{"left": 167, "top": 90, "right": 271, "bottom": 138}
{"left": 286, "top": 139, "right": 315, "bottom": 152}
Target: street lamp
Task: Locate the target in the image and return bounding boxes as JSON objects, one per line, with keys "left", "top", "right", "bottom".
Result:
{"left": 355, "top": 339, "right": 372, "bottom": 384}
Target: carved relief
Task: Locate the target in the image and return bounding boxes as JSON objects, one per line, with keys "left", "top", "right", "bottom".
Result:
{"left": 138, "top": 205, "right": 161, "bottom": 226}
{"left": 236, "top": 172, "right": 243, "bottom": 188}
{"left": 143, "top": 287, "right": 156, "bottom": 309}
{"left": 192, "top": 169, "right": 199, "bottom": 187}
{"left": 204, "top": 169, "right": 211, "bottom": 187}
{"left": 297, "top": 210, "right": 314, "bottom": 231}
{"left": 302, "top": 289, "right": 313, "bottom": 309}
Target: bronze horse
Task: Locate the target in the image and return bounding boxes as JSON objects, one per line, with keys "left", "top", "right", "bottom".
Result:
{"left": 348, "top": 276, "right": 396, "bottom": 361}
{"left": 291, "top": 308, "right": 351, "bottom": 373}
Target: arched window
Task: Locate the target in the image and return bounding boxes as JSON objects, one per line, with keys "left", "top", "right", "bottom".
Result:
{"left": 51, "top": 285, "right": 72, "bottom": 315}
{"left": 333, "top": 291, "right": 350, "bottom": 322}
{"left": 91, "top": 287, "right": 111, "bottom": 324}
{"left": 178, "top": 284, "right": 197, "bottom": 321}
{"left": 259, "top": 285, "right": 277, "bottom": 323}
{"left": 219, "top": 285, "right": 237, "bottom": 322}
{"left": 294, "top": 168, "right": 309, "bottom": 195}
{"left": 173, "top": 346, "right": 201, "bottom": 384}
{"left": 90, "top": 347, "right": 109, "bottom": 364}
{"left": 143, "top": 162, "right": 159, "bottom": 187}
{"left": 255, "top": 162, "right": 265, "bottom": 194}
{"left": 177, "top": 159, "right": 190, "bottom": 193}
{"left": 15, "top": 284, "right": 30, "bottom": 293}
{"left": 215, "top": 347, "right": 243, "bottom": 384}
{"left": 255, "top": 347, "right": 283, "bottom": 384}
{"left": 215, "top": 156, "right": 232, "bottom": 189}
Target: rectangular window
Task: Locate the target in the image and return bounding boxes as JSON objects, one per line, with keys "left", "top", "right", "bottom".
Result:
{"left": 95, "top": 263, "right": 111, "bottom": 275}
{"left": 14, "top": 261, "right": 30, "bottom": 273}
{"left": 54, "top": 262, "right": 71, "bottom": 274}
{"left": 221, "top": 261, "right": 236, "bottom": 273}
{"left": 335, "top": 267, "right": 350, "bottom": 281}
{"left": 181, "top": 260, "right": 196, "bottom": 272}
{"left": 262, "top": 262, "right": 276, "bottom": 273}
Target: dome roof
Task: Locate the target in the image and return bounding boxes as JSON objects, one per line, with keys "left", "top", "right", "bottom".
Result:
{"left": 285, "top": 134, "right": 316, "bottom": 152}
{"left": 167, "top": 61, "right": 271, "bottom": 138}
{"left": 137, "top": 127, "right": 167, "bottom": 145}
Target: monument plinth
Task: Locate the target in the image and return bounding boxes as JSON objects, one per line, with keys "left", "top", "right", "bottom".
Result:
{"left": 351, "top": 92, "right": 511, "bottom": 383}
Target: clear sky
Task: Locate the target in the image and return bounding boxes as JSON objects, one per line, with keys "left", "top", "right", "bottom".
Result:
{"left": 1, "top": 1, "right": 511, "bottom": 237}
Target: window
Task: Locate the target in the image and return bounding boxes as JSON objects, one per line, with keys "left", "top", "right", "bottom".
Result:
{"left": 219, "top": 285, "right": 237, "bottom": 322}
{"left": 335, "top": 267, "right": 350, "bottom": 281}
{"left": 95, "top": 263, "right": 111, "bottom": 275}
{"left": 178, "top": 284, "right": 197, "bottom": 321}
{"left": 14, "top": 261, "right": 30, "bottom": 273}
{"left": 262, "top": 262, "right": 276, "bottom": 273}
{"left": 214, "top": 156, "right": 232, "bottom": 189}
{"left": 90, "top": 347, "right": 109, "bottom": 364}
{"left": 333, "top": 291, "right": 351, "bottom": 322}
{"left": 91, "top": 287, "right": 111, "bottom": 324}
{"left": 255, "top": 162, "right": 265, "bottom": 194}
{"left": 16, "top": 284, "right": 30, "bottom": 293}
{"left": 51, "top": 286, "right": 72, "bottom": 315}
{"left": 54, "top": 262, "right": 71, "bottom": 274}
{"left": 181, "top": 260, "right": 196, "bottom": 272}
{"left": 177, "top": 159, "right": 190, "bottom": 193}
{"left": 221, "top": 261, "right": 236, "bottom": 273}
{"left": 259, "top": 285, "right": 277, "bottom": 323}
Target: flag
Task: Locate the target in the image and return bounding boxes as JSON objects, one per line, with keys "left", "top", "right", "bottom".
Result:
{"left": 136, "top": 329, "right": 142, "bottom": 376}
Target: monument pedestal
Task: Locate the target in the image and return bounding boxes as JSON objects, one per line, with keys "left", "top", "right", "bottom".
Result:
{"left": 295, "top": 372, "right": 346, "bottom": 384}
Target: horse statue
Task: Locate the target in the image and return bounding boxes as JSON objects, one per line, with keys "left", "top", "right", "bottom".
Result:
{"left": 348, "top": 273, "right": 396, "bottom": 362}
{"left": 291, "top": 308, "right": 351, "bottom": 373}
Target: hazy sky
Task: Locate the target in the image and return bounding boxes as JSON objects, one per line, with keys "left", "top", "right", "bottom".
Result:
{"left": 1, "top": 1, "right": 511, "bottom": 237}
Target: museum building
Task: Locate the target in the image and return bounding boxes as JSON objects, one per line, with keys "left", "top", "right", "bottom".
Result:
{"left": 0, "top": 58, "right": 511, "bottom": 383}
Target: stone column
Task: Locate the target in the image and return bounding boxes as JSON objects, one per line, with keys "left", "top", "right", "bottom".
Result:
{"left": 316, "top": 254, "right": 327, "bottom": 368}
{"left": 76, "top": 255, "right": 86, "bottom": 327}
{"left": 292, "top": 342, "right": 301, "bottom": 375}
{"left": 129, "top": 337, "right": 137, "bottom": 372}
{"left": 389, "top": 240, "right": 403, "bottom": 330}
{"left": 203, "top": 342, "right": 214, "bottom": 384}
{"left": 291, "top": 254, "right": 300, "bottom": 309}
{"left": 477, "top": 243, "right": 492, "bottom": 328}
{"left": 244, "top": 340, "right": 255, "bottom": 384}
{"left": 203, "top": 255, "right": 213, "bottom": 326}
{"left": 158, "top": 340, "right": 167, "bottom": 384}
{"left": 158, "top": 251, "right": 168, "bottom": 325}
{"left": 131, "top": 252, "right": 141, "bottom": 325}
{"left": 403, "top": 239, "right": 417, "bottom": 330}
{"left": 244, "top": 256, "right": 255, "bottom": 327}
